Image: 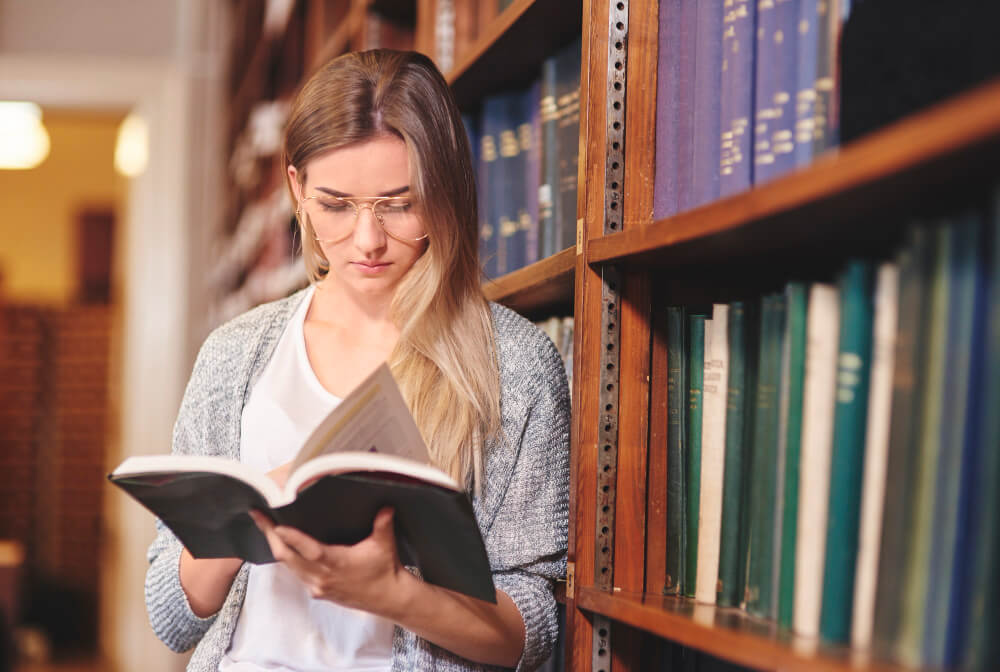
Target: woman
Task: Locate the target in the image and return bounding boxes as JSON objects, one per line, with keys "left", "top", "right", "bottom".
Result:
{"left": 144, "top": 50, "right": 570, "bottom": 672}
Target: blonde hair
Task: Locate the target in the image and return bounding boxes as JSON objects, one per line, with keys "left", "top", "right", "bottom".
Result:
{"left": 283, "top": 50, "right": 500, "bottom": 491}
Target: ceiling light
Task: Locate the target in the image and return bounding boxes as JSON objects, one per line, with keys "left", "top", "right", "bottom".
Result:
{"left": 0, "top": 101, "right": 51, "bottom": 170}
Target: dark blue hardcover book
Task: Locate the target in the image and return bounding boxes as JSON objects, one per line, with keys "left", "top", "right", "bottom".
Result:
{"left": 753, "top": 0, "right": 799, "bottom": 185}
{"left": 654, "top": 0, "right": 683, "bottom": 218}
{"left": 504, "top": 88, "right": 532, "bottom": 273}
{"left": 719, "top": 0, "right": 757, "bottom": 197}
{"left": 539, "top": 56, "right": 560, "bottom": 258}
{"left": 524, "top": 79, "right": 542, "bottom": 265}
{"left": 922, "top": 214, "right": 981, "bottom": 667}
{"left": 691, "top": 0, "right": 724, "bottom": 208}
{"left": 675, "top": 0, "right": 699, "bottom": 212}
{"left": 479, "top": 96, "right": 503, "bottom": 279}
{"left": 794, "top": 0, "right": 819, "bottom": 167}
{"left": 464, "top": 112, "right": 487, "bottom": 275}
{"left": 555, "top": 38, "right": 582, "bottom": 252}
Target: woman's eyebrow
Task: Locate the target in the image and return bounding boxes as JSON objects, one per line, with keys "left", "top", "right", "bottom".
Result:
{"left": 314, "top": 185, "right": 410, "bottom": 197}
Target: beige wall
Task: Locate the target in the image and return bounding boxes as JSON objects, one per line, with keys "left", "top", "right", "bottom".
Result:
{"left": 0, "top": 109, "right": 126, "bottom": 305}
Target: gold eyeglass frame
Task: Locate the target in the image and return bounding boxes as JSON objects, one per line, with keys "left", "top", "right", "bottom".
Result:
{"left": 297, "top": 194, "right": 429, "bottom": 244}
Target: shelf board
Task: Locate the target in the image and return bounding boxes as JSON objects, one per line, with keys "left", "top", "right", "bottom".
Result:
{"left": 447, "top": 0, "right": 582, "bottom": 110}
{"left": 576, "top": 587, "right": 908, "bottom": 672}
{"left": 482, "top": 247, "right": 575, "bottom": 316}
{"left": 588, "top": 76, "right": 1000, "bottom": 269}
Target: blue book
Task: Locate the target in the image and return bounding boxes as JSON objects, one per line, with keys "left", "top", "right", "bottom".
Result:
{"left": 524, "top": 79, "right": 542, "bottom": 265}
{"left": 819, "top": 259, "right": 875, "bottom": 644}
{"left": 495, "top": 91, "right": 524, "bottom": 275}
{"left": 753, "top": 0, "right": 799, "bottom": 185}
{"left": 675, "top": 0, "right": 699, "bottom": 212}
{"left": 655, "top": 0, "right": 683, "bottom": 218}
{"left": 922, "top": 213, "right": 982, "bottom": 667}
{"left": 719, "top": 0, "right": 757, "bottom": 197}
{"left": 505, "top": 88, "right": 533, "bottom": 273}
{"left": 479, "top": 96, "right": 503, "bottom": 279}
{"left": 691, "top": 0, "right": 724, "bottom": 208}
{"left": 554, "top": 38, "right": 582, "bottom": 251}
{"left": 794, "top": 0, "right": 819, "bottom": 167}
{"left": 538, "top": 56, "right": 560, "bottom": 258}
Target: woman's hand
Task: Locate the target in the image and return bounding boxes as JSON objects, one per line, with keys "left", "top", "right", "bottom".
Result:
{"left": 247, "top": 507, "right": 410, "bottom": 618}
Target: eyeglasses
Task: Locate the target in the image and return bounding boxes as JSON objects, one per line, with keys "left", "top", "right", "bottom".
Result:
{"left": 297, "top": 194, "right": 428, "bottom": 244}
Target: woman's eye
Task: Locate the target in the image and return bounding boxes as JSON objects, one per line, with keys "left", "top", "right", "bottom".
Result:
{"left": 319, "top": 201, "right": 351, "bottom": 212}
{"left": 387, "top": 201, "right": 412, "bottom": 212}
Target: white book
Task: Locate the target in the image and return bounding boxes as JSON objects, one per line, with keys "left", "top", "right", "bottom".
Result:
{"left": 793, "top": 283, "right": 841, "bottom": 638}
{"left": 695, "top": 305, "right": 730, "bottom": 604}
{"left": 852, "top": 262, "right": 900, "bottom": 648}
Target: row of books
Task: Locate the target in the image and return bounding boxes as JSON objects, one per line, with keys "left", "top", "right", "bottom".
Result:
{"left": 465, "top": 38, "right": 581, "bottom": 279}
{"left": 665, "top": 188, "right": 1000, "bottom": 669}
{"left": 654, "top": 0, "right": 852, "bottom": 219}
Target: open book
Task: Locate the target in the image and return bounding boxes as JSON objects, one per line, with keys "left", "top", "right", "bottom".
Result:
{"left": 109, "top": 363, "right": 495, "bottom": 603}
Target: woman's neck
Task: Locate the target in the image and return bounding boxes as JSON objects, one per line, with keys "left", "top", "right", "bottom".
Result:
{"left": 308, "top": 280, "right": 399, "bottom": 340}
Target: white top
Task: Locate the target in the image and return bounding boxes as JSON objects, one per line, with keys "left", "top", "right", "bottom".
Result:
{"left": 220, "top": 285, "right": 394, "bottom": 672}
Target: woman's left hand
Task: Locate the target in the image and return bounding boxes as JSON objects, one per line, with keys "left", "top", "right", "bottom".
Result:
{"left": 248, "top": 507, "right": 409, "bottom": 617}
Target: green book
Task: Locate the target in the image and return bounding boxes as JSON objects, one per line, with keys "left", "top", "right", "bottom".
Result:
{"left": 666, "top": 306, "right": 688, "bottom": 595}
{"left": 896, "top": 225, "right": 951, "bottom": 665}
{"left": 777, "top": 282, "right": 808, "bottom": 629}
{"left": 746, "top": 293, "right": 786, "bottom": 618}
{"left": 684, "top": 312, "right": 707, "bottom": 598}
{"left": 963, "top": 190, "right": 1000, "bottom": 671}
{"left": 871, "top": 226, "right": 933, "bottom": 658}
{"left": 717, "top": 301, "right": 750, "bottom": 607}
{"left": 819, "top": 259, "right": 876, "bottom": 644}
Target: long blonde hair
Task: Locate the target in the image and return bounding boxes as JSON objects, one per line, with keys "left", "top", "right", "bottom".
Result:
{"left": 283, "top": 50, "right": 501, "bottom": 491}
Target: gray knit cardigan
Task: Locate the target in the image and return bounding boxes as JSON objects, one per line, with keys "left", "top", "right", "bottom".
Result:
{"left": 144, "top": 289, "right": 570, "bottom": 672}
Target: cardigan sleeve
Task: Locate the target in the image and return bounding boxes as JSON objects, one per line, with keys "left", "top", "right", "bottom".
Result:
{"left": 483, "top": 311, "right": 571, "bottom": 672}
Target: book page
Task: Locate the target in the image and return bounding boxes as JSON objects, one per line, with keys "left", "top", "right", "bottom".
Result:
{"left": 289, "top": 363, "right": 430, "bottom": 474}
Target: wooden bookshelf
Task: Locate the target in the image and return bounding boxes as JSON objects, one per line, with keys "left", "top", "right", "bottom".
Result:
{"left": 587, "top": 75, "right": 1000, "bottom": 269}
{"left": 482, "top": 246, "right": 575, "bottom": 316}
{"left": 447, "top": 0, "right": 582, "bottom": 109}
{"left": 576, "top": 588, "right": 910, "bottom": 672}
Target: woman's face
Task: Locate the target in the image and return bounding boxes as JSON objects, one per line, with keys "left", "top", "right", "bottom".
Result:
{"left": 289, "top": 135, "right": 427, "bottom": 300}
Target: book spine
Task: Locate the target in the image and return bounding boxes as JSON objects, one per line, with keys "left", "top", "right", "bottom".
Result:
{"left": 719, "top": 0, "right": 757, "bottom": 197}
{"left": 961, "top": 188, "right": 1000, "bottom": 671}
{"left": 792, "top": 282, "right": 840, "bottom": 638}
{"left": 819, "top": 259, "right": 876, "bottom": 644}
{"left": 896, "top": 226, "right": 951, "bottom": 667}
{"left": 717, "top": 301, "right": 750, "bottom": 607}
{"left": 811, "top": 0, "right": 840, "bottom": 154}
{"left": 850, "top": 261, "right": 900, "bottom": 649}
{"left": 753, "top": 0, "right": 799, "bottom": 185}
{"left": 666, "top": 305, "right": 688, "bottom": 595}
{"left": 692, "top": 0, "right": 724, "bottom": 208}
{"left": 696, "top": 305, "right": 730, "bottom": 604}
{"left": 685, "top": 312, "right": 708, "bottom": 598}
{"left": 870, "top": 226, "right": 932, "bottom": 658}
{"left": 777, "top": 281, "right": 808, "bottom": 629}
{"left": 745, "top": 293, "right": 786, "bottom": 619}
{"left": 479, "top": 100, "right": 500, "bottom": 279}
{"left": 675, "top": 0, "right": 699, "bottom": 212}
{"left": 922, "top": 213, "right": 982, "bottom": 667}
{"left": 555, "top": 38, "right": 582, "bottom": 251}
{"left": 793, "top": 0, "right": 819, "bottom": 167}
{"left": 497, "top": 92, "right": 523, "bottom": 275}
{"left": 539, "top": 56, "right": 560, "bottom": 259}
{"left": 524, "top": 80, "right": 542, "bottom": 266}
{"left": 655, "top": 0, "right": 684, "bottom": 219}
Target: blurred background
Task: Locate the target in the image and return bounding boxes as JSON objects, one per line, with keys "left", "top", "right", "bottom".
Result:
{"left": 1, "top": 1, "right": 235, "bottom": 670}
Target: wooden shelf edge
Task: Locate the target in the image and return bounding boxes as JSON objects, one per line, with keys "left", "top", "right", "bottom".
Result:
{"left": 588, "top": 75, "right": 1000, "bottom": 267}
{"left": 482, "top": 247, "right": 575, "bottom": 315}
{"left": 574, "top": 587, "right": 909, "bottom": 672}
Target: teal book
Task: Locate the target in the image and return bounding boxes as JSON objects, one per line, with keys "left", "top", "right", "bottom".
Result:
{"left": 871, "top": 226, "right": 933, "bottom": 658}
{"left": 963, "top": 189, "right": 1000, "bottom": 671}
{"left": 896, "top": 226, "right": 951, "bottom": 667}
{"left": 666, "top": 306, "right": 688, "bottom": 595}
{"left": 745, "top": 293, "right": 786, "bottom": 618}
{"left": 923, "top": 213, "right": 981, "bottom": 666}
{"left": 777, "top": 282, "right": 808, "bottom": 629}
{"left": 819, "top": 259, "right": 876, "bottom": 644}
{"left": 684, "top": 312, "right": 707, "bottom": 597}
{"left": 717, "top": 301, "right": 751, "bottom": 607}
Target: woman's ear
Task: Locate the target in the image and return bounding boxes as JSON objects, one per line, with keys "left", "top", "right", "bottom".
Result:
{"left": 287, "top": 164, "right": 303, "bottom": 203}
